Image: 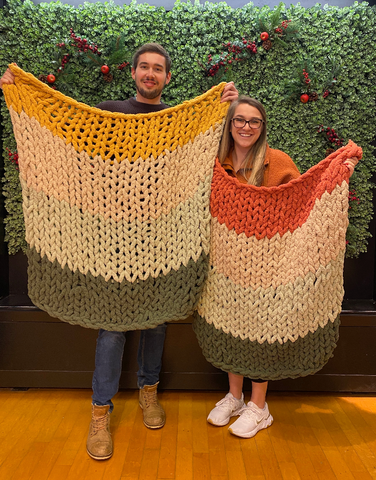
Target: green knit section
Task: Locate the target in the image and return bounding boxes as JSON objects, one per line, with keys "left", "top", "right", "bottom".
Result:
{"left": 27, "top": 247, "right": 209, "bottom": 331}
{"left": 193, "top": 314, "right": 340, "bottom": 381}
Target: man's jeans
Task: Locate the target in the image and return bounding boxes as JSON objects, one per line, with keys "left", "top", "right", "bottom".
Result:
{"left": 92, "top": 324, "right": 167, "bottom": 412}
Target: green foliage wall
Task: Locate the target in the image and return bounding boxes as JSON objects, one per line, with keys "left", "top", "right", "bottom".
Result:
{"left": 0, "top": 0, "right": 375, "bottom": 256}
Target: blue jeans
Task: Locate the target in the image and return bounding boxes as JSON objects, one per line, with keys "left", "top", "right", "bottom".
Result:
{"left": 92, "top": 324, "right": 167, "bottom": 412}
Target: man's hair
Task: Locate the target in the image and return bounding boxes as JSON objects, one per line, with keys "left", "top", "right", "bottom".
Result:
{"left": 132, "top": 43, "right": 172, "bottom": 74}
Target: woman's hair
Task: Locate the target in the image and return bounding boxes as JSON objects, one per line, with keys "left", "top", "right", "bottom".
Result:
{"left": 218, "top": 96, "right": 267, "bottom": 186}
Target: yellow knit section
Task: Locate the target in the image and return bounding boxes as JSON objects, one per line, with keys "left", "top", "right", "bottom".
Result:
{"left": 3, "top": 64, "right": 228, "bottom": 162}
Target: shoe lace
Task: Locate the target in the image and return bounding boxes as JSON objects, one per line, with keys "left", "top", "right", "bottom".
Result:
{"left": 216, "top": 395, "right": 240, "bottom": 411}
{"left": 91, "top": 414, "right": 109, "bottom": 435}
{"left": 143, "top": 389, "right": 158, "bottom": 408}
{"left": 238, "top": 403, "right": 263, "bottom": 420}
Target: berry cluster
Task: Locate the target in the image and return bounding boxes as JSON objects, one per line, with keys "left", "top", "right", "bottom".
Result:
{"left": 317, "top": 125, "right": 344, "bottom": 147}
{"left": 117, "top": 61, "right": 130, "bottom": 70}
{"left": 302, "top": 68, "right": 311, "bottom": 85}
{"left": 69, "top": 29, "right": 101, "bottom": 55}
{"left": 242, "top": 38, "right": 257, "bottom": 53}
{"left": 281, "top": 19, "right": 292, "bottom": 29}
{"left": 57, "top": 53, "right": 70, "bottom": 72}
{"left": 205, "top": 54, "right": 223, "bottom": 77}
{"left": 348, "top": 189, "right": 360, "bottom": 210}
{"left": 223, "top": 41, "right": 242, "bottom": 55}
{"left": 6, "top": 148, "right": 19, "bottom": 170}
{"left": 205, "top": 39, "right": 257, "bottom": 77}
{"left": 224, "top": 39, "right": 257, "bottom": 55}
{"left": 275, "top": 19, "right": 291, "bottom": 35}
{"left": 322, "top": 77, "right": 337, "bottom": 98}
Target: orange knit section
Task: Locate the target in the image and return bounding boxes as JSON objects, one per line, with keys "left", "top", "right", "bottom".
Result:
{"left": 211, "top": 141, "right": 362, "bottom": 239}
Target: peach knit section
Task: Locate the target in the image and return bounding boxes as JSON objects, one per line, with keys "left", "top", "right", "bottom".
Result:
{"left": 197, "top": 254, "right": 345, "bottom": 345}
{"left": 21, "top": 176, "right": 211, "bottom": 283}
{"left": 4, "top": 64, "right": 228, "bottom": 162}
{"left": 210, "top": 181, "right": 349, "bottom": 290}
{"left": 10, "top": 107, "right": 221, "bottom": 223}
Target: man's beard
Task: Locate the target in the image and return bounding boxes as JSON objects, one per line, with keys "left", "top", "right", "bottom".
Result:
{"left": 136, "top": 80, "right": 165, "bottom": 100}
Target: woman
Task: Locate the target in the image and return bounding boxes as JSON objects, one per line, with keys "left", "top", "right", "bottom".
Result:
{"left": 205, "top": 96, "right": 358, "bottom": 439}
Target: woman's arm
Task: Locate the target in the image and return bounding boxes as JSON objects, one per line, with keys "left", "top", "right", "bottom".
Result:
{"left": 344, "top": 157, "right": 358, "bottom": 177}
{"left": 220, "top": 81, "right": 238, "bottom": 103}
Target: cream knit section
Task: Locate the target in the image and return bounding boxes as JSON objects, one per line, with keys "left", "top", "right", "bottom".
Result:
{"left": 197, "top": 254, "right": 345, "bottom": 345}
{"left": 21, "top": 176, "right": 211, "bottom": 283}
{"left": 10, "top": 107, "right": 220, "bottom": 222}
{"left": 210, "top": 182, "right": 348, "bottom": 290}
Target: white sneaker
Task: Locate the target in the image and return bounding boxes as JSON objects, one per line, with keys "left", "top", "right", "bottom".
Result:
{"left": 207, "top": 393, "right": 245, "bottom": 426}
{"left": 228, "top": 401, "right": 273, "bottom": 438}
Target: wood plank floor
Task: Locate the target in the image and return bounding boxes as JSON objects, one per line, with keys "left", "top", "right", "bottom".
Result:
{"left": 0, "top": 389, "right": 376, "bottom": 479}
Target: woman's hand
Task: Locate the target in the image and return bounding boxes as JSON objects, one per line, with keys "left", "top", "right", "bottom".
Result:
{"left": 221, "top": 81, "right": 238, "bottom": 103}
{"left": 0, "top": 68, "right": 15, "bottom": 89}
{"left": 344, "top": 157, "right": 358, "bottom": 177}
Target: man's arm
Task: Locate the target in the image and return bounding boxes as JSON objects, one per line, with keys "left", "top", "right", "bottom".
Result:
{"left": 0, "top": 68, "right": 15, "bottom": 89}
{"left": 221, "top": 81, "right": 238, "bottom": 103}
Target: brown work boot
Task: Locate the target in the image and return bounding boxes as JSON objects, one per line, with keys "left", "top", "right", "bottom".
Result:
{"left": 86, "top": 404, "right": 113, "bottom": 460}
{"left": 139, "top": 382, "right": 166, "bottom": 429}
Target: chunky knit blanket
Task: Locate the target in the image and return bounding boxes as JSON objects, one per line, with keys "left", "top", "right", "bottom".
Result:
{"left": 193, "top": 141, "right": 362, "bottom": 380}
{"left": 3, "top": 64, "right": 228, "bottom": 331}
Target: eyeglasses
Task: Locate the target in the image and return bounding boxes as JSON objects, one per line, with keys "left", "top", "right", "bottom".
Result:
{"left": 231, "top": 117, "right": 264, "bottom": 129}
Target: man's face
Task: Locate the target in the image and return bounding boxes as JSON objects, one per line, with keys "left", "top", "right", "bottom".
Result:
{"left": 131, "top": 52, "right": 171, "bottom": 104}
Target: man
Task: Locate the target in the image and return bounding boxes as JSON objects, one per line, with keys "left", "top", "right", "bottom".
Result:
{"left": 0, "top": 42, "right": 239, "bottom": 461}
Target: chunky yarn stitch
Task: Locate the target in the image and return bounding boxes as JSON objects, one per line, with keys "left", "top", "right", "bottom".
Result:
{"left": 3, "top": 64, "right": 228, "bottom": 331}
{"left": 193, "top": 141, "right": 362, "bottom": 380}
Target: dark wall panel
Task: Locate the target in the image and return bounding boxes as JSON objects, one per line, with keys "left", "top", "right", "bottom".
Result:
{"left": 0, "top": 310, "right": 375, "bottom": 393}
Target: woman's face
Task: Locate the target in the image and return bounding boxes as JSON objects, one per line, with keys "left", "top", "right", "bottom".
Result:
{"left": 230, "top": 104, "right": 263, "bottom": 151}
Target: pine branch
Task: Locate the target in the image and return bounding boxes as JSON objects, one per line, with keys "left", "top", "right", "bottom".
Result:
{"left": 82, "top": 50, "right": 103, "bottom": 66}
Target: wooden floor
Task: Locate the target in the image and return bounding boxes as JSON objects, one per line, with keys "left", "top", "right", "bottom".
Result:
{"left": 1, "top": 389, "right": 376, "bottom": 479}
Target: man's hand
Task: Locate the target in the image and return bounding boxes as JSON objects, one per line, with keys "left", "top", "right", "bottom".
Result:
{"left": 0, "top": 68, "right": 15, "bottom": 89}
{"left": 220, "top": 81, "right": 238, "bottom": 103}
{"left": 344, "top": 156, "right": 358, "bottom": 177}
